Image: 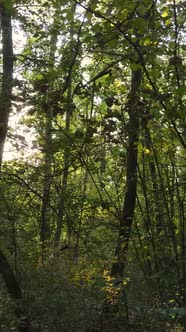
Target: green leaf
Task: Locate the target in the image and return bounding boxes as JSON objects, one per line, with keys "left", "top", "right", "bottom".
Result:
{"left": 130, "top": 63, "right": 142, "bottom": 71}
{"left": 165, "top": 19, "right": 171, "bottom": 26}
{"left": 143, "top": 37, "right": 151, "bottom": 46}
{"left": 117, "top": 9, "right": 128, "bottom": 21}
{"left": 175, "top": 85, "right": 186, "bottom": 96}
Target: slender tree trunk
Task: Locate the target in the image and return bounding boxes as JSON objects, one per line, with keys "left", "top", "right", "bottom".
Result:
{"left": 0, "top": 5, "right": 30, "bottom": 331}
{"left": 111, "top": 67, "right": 142, "bottom": 278}
{"left": 54, "top": 3, "right": 76, "bottom": 246}
{"left": 40, "top": 98, "right": 53, "bottom": 257}
{"left": 54, "top": 88, "right": 71, "bottom": 245}
{"left": 100, "top": 66, "right": 142, "bottom": 332}
{"left": 143, "top": 122, "right": 165, "bottom": 233}
{"left": 0, "top": 3, "right": 13, "bottom": 165}
{"left": 39, "top": 30, "right": 57, "bottom": 259}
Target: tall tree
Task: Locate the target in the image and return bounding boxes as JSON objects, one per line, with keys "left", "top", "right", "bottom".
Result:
{"left": 0, "top": 2, "right": 30, "bottom": 331}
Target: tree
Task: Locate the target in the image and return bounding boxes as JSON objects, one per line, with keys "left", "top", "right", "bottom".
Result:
{"left": 0, "top": 2, "right": 30, "bottom": 331}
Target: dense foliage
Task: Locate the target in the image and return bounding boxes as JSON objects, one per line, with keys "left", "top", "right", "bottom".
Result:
{"left": 0, "top": 0, "right": 186, "bottom": 331}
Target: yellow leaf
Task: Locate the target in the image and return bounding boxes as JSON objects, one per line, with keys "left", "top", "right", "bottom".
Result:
{"left": 162, "top": 11, "right": 169, "bottom": 18}
{"left": 144, "top": 148, "right": 150, "bottom": 154}
{"left": 113, "top": 79, "right": 122, "bottom": 87}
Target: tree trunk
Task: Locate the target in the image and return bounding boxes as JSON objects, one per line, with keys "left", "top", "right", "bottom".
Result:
{"left": 39, "top": 29, "right": 58, "bottom": 259}
{"left": 100, "top": 67, "right": 142, "bottom": 332}
{"left": 54, "top": 3, "right": 76, "bottom": 245}
{"left": 0, "top": 251, "right": 30, "bottom": 332}
{"left": 54, "top": 105, "right": 71, "bottom": 245}
{"left": 40, "top": 97, "right": 53, "bottom": 255}
{"left": 0, "top": 3, "right": 13, "bottom": 165}
{"left": 0, "top": 5, "right": 30, "bottom": 331}
{"left": 111, "top": 67, "right": 142, "bottom": 278}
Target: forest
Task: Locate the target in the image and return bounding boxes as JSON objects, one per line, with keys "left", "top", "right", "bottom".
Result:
{"left": 0, "top": 0, "right": 186, "bottom": 331}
